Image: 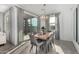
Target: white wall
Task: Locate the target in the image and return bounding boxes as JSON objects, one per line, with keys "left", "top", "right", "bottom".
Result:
{"left": 0, "top": 13, "right": 3, "bottom": 31}
{"left": 11, "top": 6, "right": 18, "bottom": 46}
{"left": 60, "top": 4, "right": 79, "bottom": 53}
{"left": 40, "top": 8, "right": 74, "bottom": 41}
{"left": 11, "top": 6, "right": 24, "bottom": 45}
{"left": 59, "top": 8, "right": 74, "bottom": 41}
{"left": 77, "top": 6, "right": 79, "bottom": 43}
{"left": 17, "top": 7, "right": 24, "bottom": 43}
{"left": 3, "top": 6, "right": 18, "bottom": 46}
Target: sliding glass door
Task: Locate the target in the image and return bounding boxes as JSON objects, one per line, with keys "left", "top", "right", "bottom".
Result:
{"left": 31, "top": 18, "right": 38, "bottom": 32}
{"left": 23, "top": 17, "right": 38, "bottom": 34}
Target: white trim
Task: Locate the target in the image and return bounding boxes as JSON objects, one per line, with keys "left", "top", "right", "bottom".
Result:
{"left": 7, "top": 42, "right": 26, "bottom": 54}
{"left": 60, "top": 39, "right": 72, "bottom": 42}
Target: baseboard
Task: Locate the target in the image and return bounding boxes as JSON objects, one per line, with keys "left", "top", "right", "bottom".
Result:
{"left": 60, "top": 39, "right": 72, "bottom": 42}
{"left": 72, "top": 40, "right": 79, "bottom": 53}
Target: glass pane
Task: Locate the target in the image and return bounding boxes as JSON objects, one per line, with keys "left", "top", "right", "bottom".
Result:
{"left": 49, "top": 16, "right": 56, "bottom": 31}
{"left": 32, "top": 18, "right": 37, "bottom": 26}
{"left": 31, "top": 18, "right": 38, "bottom": 32}
{"left": 28, "top": 19, "right": 31, "bottom": 24}
{"left": 49, "top": 17, "right": 55, "bottom": 24}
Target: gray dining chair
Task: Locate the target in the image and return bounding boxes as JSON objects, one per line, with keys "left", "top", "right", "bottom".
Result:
{"left": 29, "top": 33, "right": 44, "bottom": 54}
{"left": 42, "top": 32, "right": 55, "bottom": 54}
{"left": 48, "top": 32, "right": 56, "bottom": 53}
{"left": 48, "top": 31, "right": 55, "bottom": 50}
{"left": 45, "top": 34, "right": 53, "bottom": 53}
{"left": 52, "top": 31, "right": 56, "bottom": 50}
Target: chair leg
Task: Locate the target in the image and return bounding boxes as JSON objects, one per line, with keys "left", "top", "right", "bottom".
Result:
{"left": 45, "top": 45, "right": 48, "bottom": 54}
{"left": 52, "top": 39, "right": 55, "bottom": 50}
{"left": 39, "top": 46, "right": 42, "bottom": 53}
{"left": 30, "top": 44, "right": 33, "bottom": 52}
{"left": 53, "top": 42, "right": 56, "bottom": 52}
{"left": 50, "top": 42, "right": 53, "bottom": 51}
{"left": 47, "top": 45, "right": 49, "bottom": 53}
{"left": 50, "top": 42, "right": 52, "bottom": 48}
{"left": 48, "top": 44, "right": 51, "bottom": 52}
{"left": 36, "top": 46, "right": 38, "bottom": 54}
{"left": 46, "top": 45, "right": 48, "bottom": 53}
{"left": 40, "top": 45, "right": 44, "bottom": 53}
{"left": 52, "top": 39, "right": 55, "bottom": 49}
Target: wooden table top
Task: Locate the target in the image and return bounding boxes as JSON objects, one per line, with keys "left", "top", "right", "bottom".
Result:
{"left": 34, "top": 32, "right": 53, "bottom": 40}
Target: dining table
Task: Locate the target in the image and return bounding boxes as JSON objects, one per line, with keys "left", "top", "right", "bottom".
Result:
{"left": 33, "top": 32, "right": 53, "bottom": 53}
{"left": 34, "top": 32, "right": 53, "bottom": 41}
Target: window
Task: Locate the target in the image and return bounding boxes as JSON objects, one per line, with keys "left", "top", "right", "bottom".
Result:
{"left": 27, "top": 19, "right": 31, "bottom": 26}
{"left": 49, "top": 17, "right": 55, "bottom": 25}
{"left": 27, "top": 19, "right": 31, "bottom": 24}
{"left": 49, "top": 16, "right": 56, "bottom": 30}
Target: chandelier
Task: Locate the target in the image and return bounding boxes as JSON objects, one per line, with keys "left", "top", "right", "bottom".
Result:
{"left": 40, "top": 15, "right": 48, "bottom": 20}
{"left": 40, "top": 4, "right": 48, "bottom": 20}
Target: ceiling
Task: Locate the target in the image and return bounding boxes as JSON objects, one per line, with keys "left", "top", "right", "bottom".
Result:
{"left": 0, "top": 4, "right": 76, "bottom": 15}
{"left": 18, "top": 4, "right": 76, "bottom": 16}
{"left": 0, "top": 4, "right": 13, "bottom": 12}
{"left": 24, "top": 12, "right": 33, "bottom": 19}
